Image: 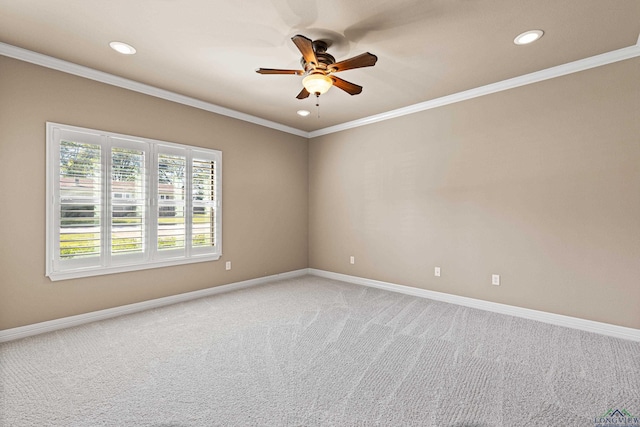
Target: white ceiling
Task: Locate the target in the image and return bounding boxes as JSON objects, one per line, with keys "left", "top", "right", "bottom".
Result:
{"left": 1, "top": 0, "right": 639, "bottom": 133}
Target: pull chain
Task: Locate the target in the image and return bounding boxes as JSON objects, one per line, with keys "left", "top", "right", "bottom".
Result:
{"left": 315, "top": 93, "right": 320, "bottom": 118}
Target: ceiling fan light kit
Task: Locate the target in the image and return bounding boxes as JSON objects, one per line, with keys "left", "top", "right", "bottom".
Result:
{"left": 256, "top": 34, "right": 377, "bottom": 102}
{"left": 302, "top": 73, "right": 333, "bottom": 95}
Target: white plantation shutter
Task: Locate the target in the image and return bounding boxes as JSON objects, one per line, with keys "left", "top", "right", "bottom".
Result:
{"left": 110, "top": 139, "right": 148, "bottom": 263}
{"left": 191, "top": 152, "right": 219, "bottom": 255}
{"left": 55, "top": 131, "right": 103, "bottom": 271}
{"left": 156, "top": 150, "right": 187, "bottom": 256}
{"left": 46, "top": 123, "right": 222, "bottom": 280}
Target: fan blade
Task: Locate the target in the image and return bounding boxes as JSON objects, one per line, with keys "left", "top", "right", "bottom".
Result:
{"left": 256, "top": 68, "right": 304, "bottom": 75}
{"left": 296, "top": 87, "right": 310, "bottom": 99}
{"left": 329, "top": 52, "right": 378, "bottom": 73}
{"left": 291, "top": 35, "right": 318, "bottom": 66}
{"left": 329, "top": 76, "right": 363, "bottom": 95}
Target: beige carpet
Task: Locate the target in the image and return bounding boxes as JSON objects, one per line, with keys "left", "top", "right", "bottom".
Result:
{"left": 1, "top": 275, "right": 639, "bottom": 426}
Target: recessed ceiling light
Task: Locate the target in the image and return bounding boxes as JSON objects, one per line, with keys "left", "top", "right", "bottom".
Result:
{"left": 514, "top": 30, "right": 544, "bottom": 45}
{"left": 297, "top": 110, "right": 310, "bottom": 117}
{"left": 109, "top": 41, "right": 136, "bottom": 55}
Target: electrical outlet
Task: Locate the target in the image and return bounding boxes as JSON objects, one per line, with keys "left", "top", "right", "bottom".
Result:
{"left": 350, "top": 256, "right": 355, "bottom": 265}
{"left": 434, "top": 267, "right": 441, "bottom": 277}
{"left": 492, "top": 274, "right": 500, "bottom": 286}
{"left": 225, "top": 261, "right": 231, "bottom": 271}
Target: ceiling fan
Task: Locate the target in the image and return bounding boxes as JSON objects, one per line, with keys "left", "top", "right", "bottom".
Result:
{"left": 256, "top": 34, "right": 378, "bottom": 100}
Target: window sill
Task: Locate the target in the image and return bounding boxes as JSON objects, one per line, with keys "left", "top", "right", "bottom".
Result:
{"left": 47, "top": 254, "right": 222, "bottom": 281}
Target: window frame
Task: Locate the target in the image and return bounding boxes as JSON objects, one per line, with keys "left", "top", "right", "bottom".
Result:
{"left": 46, "top": 122, "right": 222, "bottom": 281}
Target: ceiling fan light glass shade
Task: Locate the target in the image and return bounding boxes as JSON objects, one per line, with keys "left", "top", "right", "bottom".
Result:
{"left": 302, "top": 73, "right": 332, "bottom": 95}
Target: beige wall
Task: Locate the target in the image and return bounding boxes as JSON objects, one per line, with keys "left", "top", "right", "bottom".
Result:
{"left": 0, "top": 57, "right": 308, "bottom": 329}
{"left": 1, "top": 54, "right": 638, "bottom": 332}
{"left": 309, "top": 58, "right": 640, "bottom": 329}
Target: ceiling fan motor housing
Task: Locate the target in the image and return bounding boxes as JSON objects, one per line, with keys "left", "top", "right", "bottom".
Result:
{"left": 300, "top": 40, "right": 336, "bottom": 75}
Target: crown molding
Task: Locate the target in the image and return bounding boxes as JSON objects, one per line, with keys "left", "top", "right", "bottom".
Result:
{"left": 309, "top": 39, "right": 640, "bottom": 138}
{"left": 2, "top": 35, "right": 639, "bottom": 140}
{"left": 0, "top": 42, "right": 309, "bottom": 138}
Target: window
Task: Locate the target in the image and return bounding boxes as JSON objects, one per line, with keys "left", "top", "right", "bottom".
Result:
{"left": 46, "top": 122, "right": 222, "bottom": 280}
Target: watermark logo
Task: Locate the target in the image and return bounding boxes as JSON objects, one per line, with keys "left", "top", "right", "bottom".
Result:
{"left": 594, "top": 409, "right": 640, "bottom": 427}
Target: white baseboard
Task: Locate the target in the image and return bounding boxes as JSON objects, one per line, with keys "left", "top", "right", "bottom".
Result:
{"left": 308, "top": 268, "right": 640, "bottom": 342}
{"left": 0, "top": 269, "right": 308, "bottom": 343}
{"left": 4, "top": 268, "right": 638, "bottom": 343}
